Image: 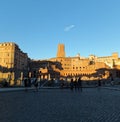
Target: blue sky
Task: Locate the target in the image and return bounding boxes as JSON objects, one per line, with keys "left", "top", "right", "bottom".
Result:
{"left": 0, "top": 0, "right": 120, "bottom": 59}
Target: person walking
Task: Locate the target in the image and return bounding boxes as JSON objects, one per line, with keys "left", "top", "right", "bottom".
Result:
{"left": 77, "top": 77, "right": 82, "bottom": 92}
{"left": 70, "top": 78, "right": 74, "bottom": 91}
{"left": 24, "top": 78, "right": 28, "bottom": 92}
{"left": 110, "top": 76, "right": 114, "bottom": 86}
{"left": 34, "top": 78, "right": 38, "bottom": 92}
{"left": 98, "top": 78, "right": 101, "bottom": 87}
{"left": 74, "top": 79, "right": 77, "bottom": 91}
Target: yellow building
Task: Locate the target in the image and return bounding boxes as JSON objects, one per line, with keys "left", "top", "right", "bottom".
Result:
{"left": 0, "top": 42, "right": 29, "bottom": 85}
{"left": 47, "top": 44, "right": 120, "bottom": 80}
{"left": 28, "top": 43, "right": 120, "bottom": 81}
{"left": 0, "top": 42, "right": 120, "bottom": 85}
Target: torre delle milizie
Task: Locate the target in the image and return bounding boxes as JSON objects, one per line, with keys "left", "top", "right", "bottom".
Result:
{"left": 0, "top": 42, "right": 120, "bottom": 85}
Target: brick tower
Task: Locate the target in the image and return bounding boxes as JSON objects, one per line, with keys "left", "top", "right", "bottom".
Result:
{"left": 57, "top": 44, "right": 66, "bottom": 57}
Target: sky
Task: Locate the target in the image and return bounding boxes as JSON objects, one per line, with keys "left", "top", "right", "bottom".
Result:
{"left": 0, "top": 0, "right": 120, "bottom": 60}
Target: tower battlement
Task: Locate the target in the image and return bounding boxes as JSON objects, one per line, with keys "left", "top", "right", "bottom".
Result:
{"left": 56, "top": 43, "right": 66, "bottom": 57}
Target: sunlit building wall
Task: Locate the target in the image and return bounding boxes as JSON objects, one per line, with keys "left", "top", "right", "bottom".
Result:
{"left": 24, "top": 43, "right": 120, "bottom": 81}
{"left": 0, "top": 42, "right": 29, "bottom": 85}
{"left": 1, "top": 42, "right": 120, "bottom": 84}
{"left": 49, "top": 44, "right": 120, "bottom": 80}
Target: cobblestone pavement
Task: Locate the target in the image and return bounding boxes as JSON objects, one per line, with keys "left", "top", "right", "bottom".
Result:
{"left": 1, "top": 88, "right": 120, "bottom": 122}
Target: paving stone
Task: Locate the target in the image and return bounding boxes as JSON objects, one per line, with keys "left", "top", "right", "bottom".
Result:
{"left": 0, "top": 88, "right": 120, "bottom": 122}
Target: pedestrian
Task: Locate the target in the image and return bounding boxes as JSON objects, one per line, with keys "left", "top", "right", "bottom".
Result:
{"left": 110, "top": 77, "right": 114, "bottom": 86}
{"left": 60, "top": 80, "right": 64, "bottom": 89}
{"left": 70, "top": 78, "right": 74, "bottom": 91}
{"left": 74, "top": 79, "right": 77, "bottom": 91}
{"left": 24, "top": 78, "right": 28, "bottom": 92}
{"left": 28, "top": 78, "right": 31, "bottom": 87}
{"left": 34, "top": 78, "right": 38, "bottom": 92}
{"left": 98, "top": 78, "right": 101, "bottom": 87}
{"left": 78, "top": 77, "right": 82, "bottom": 92}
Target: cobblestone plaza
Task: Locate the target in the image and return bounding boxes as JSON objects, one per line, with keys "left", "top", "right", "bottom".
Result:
{"left": 0, "top": 88, "right": 120, "bottom": 122}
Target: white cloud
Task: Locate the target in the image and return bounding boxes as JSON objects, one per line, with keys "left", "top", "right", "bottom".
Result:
{"left": 64, "top": 24, "right": 75, "bottom": 32}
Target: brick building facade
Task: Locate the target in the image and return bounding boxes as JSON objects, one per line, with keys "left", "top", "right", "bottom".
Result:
{"left": 0, "top": 42, "right": 120, "bottom": 85}
{"left": 30, "top": 44, "right": 120, "bottom": 81}
{"left": 0, "top": 42, "right": 29, "bottom": 85}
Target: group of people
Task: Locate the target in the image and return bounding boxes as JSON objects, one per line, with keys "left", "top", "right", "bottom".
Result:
{"left": 70, "top": 77, "right": 82, "bottom": 91}
{"left": 23, "top": 77, "right": 83, "bottom": 92}
{"left": 24, "top": 78, "right": 39, "bottom": 92}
